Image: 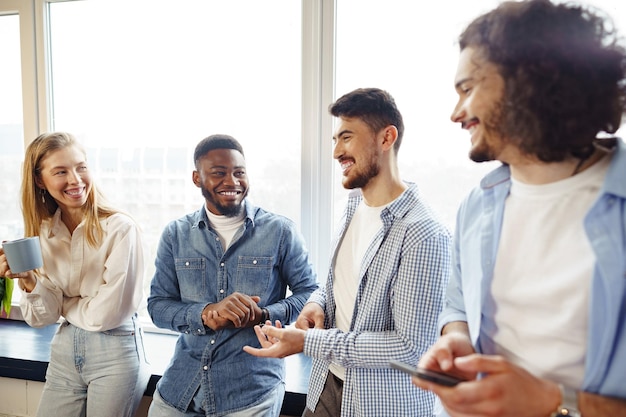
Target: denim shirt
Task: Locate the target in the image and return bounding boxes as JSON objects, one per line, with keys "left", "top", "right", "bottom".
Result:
{"left": 304, "top": 183, "right": 451, "bottom": 416}
{"left": 441, "top": 138, "right": 626, "bottom": 399}
{"left": 147, "top": 201, "right": 318, "bottom": 415}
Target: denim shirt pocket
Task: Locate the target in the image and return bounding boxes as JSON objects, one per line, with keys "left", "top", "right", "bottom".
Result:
{"left": 235, "top": 256, "right": 273, "bottom": 297}
{"left": 175, "top": 257, "right": 206, "bottom": 302}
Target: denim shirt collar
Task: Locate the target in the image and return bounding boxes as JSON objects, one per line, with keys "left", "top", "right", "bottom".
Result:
{"left": 191, "top": 200, "right": 256, "bottom": 231}
{"left": 600, "top": 137, "right": 626, "bottom": 198}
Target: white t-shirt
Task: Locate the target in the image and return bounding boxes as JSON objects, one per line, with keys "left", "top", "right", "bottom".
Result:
{"left": 329, "top": 201, "right": 384, "bottom": 380}
{"left": 485, "top": 152, "right": 611, "bottom": 387}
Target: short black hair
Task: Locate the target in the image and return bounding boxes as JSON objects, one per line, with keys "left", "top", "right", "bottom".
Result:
{"left": 329, "top": 88, "right": 405, "bottom": 153}
{"left": 194, "top": 134, "right": 245, "bottom": 167}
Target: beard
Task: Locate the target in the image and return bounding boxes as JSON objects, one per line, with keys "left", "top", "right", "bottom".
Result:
{"left": 201, "top": 186, "right": 247, "bottom": 217}
{"left": 342, "top": 152, "right": 380, "bottom": 190}
{"left": 469, "top": 98, "right": 508, "bottom": 163}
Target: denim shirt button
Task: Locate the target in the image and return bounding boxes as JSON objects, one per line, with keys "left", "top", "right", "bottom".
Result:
{"left": 220, "top": 262, "right": 225, "bottom": 267}
{"left": 253, "top": 259, "right": 257, "bottom": 264}
{"left": 203, "top": 365, "right": 208, "bottom": 371}
{"left": 210, "top": 339, "right": 215, "bottom": 344}
{"left": 185, "top": 261, "right": 190, "bottom": 266}
{"left": 219, "top": 289, "right": 224, "bottom": 294}
{"left": 197, "top": 329, "right": 202, "bottom": 333}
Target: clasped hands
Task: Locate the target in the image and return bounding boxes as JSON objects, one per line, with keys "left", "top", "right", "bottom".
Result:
{"left": 201, "top": 292, "right": 263, "bottom": 331}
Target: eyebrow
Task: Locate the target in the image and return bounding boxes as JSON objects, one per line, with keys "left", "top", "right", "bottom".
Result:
{"left": 209, "top": 165, "right": 245, "bottom": 170}
{"left": 333, "top": 129, "right": 353, "bottom": 140}
{"left": 48, "top": 162, "right": 85, "bottom": 171}
{"left": 454, "top": 77, "right": 472, "bottom": 90}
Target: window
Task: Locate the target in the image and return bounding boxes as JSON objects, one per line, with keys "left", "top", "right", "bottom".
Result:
{"left": 0, "top": 12, "right": 24, "bottom": 241}
{"left": 3, "top": 0, "right": 626, "bottom": 322}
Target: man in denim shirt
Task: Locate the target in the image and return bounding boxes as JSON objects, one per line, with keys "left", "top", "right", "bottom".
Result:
{"left": 147, "top": 134, "right": 318, "bottom": 417}
{"left": 245, "top": 88, "right": 452, "bottom": 416}
{"left": 414, "top": 1, "right": 626, "bottom": 417}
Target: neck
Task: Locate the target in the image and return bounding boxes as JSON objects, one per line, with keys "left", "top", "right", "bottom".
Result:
{"left": 509, "top": 147, "right": 605, "bottom": 185}
{"left": 61, "top": 209, "right": 83, "bottom": 234}
{"left": 360, "top": 167, "right": 407, "bottom": 207}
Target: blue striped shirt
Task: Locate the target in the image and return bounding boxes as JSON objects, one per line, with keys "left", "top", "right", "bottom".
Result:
{"left": 303, "top": 183, "right": 451, "bottom": 416}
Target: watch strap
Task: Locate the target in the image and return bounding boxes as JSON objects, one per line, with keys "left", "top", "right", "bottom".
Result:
{"left": 551, "top": 384, "right": 581, "bottom": 417}
{"left": 259, "top": 308, "right": 269, "bottom": 324}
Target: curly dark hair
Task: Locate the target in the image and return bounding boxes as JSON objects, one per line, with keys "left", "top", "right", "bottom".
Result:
{"left": 459, "top": 0, "right": 626, "bottom": 161}
{"left": 329, "top": 88, "right": 405, "bottom": 153}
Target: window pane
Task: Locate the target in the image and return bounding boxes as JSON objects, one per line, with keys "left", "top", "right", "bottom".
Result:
{"left": 0, "top": 12, "right": 24, "bottom": 292}
{"left": 0, "top": 13, "right": 24, "bottom": 311}
{"left": 335, "top": 0, "right": 625, "bottom": 230}
{"left": 47, "top": 0, "right": 302, "bottom": 323}
{"left": 0, "top": 13, "right": 24, "bottom": 237}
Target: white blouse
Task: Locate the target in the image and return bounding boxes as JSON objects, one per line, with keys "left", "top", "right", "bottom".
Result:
{"left": 20, "top": 209, "right": 145, "bottom": 331}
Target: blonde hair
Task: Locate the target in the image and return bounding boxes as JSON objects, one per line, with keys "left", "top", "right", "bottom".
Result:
{"left": 21, "top": 132, "right": 118, "bottom": 247}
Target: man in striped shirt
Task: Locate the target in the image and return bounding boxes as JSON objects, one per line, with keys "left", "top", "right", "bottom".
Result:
{"left": 245, "top": 87, "right": 451, "bottom": 416}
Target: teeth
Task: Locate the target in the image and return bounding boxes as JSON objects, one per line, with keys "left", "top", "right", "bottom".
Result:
{"left": 65, "top": 189, "right": 83, "bottom": 195}
{"left": 220, "top": 191, "right": 239, "bottom": 196}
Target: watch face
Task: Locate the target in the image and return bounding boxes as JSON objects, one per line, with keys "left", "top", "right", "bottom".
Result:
{"left": 560, "top": 408, "right": 582, "bottom": 417}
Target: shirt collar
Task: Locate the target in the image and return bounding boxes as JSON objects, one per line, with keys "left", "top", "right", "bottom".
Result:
{"left": 194, "top": 199, "right": 256, "bottom": 230}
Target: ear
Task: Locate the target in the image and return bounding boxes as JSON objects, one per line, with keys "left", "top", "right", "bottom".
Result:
{"left": 34, "top": 175, "right": 45, "bottom": 189}
{"left": 192, "top": 170, "right": 201, "bottom": 188}
{"left": 380, "top": 125, "right": 398, "bottom": 152}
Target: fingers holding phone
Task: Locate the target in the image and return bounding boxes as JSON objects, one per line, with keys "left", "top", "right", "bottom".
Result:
{"left": 389, "top": 360, "right": 466, "bottom": 387}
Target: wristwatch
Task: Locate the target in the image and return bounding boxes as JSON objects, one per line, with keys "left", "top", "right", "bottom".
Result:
{"left": 259, "top": 308, "right": 269, "bottom": 325}
{"left": 552, "top": 384, "right": 581, "bottom": 417}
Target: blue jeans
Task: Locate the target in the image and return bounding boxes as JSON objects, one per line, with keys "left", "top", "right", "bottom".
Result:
{"left": 148, "top": 382, "right": 285, "bottom": 417}
{"left": 36, "top": 316, "right": 150, "bottom": 417}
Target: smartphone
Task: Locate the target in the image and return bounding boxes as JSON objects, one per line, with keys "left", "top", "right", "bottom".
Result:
{"left": 389, "top": 360, "right": 466, "bottom": 387}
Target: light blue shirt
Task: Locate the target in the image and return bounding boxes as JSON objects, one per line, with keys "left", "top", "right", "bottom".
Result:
{"left": 440, "top": 138, "right": 626, "bottom": 398}
{"left": 147, "top": 201, "right": 318, "bottom": 415}
{"left": 304, "top": 183, "right": 452, "bottom": 416}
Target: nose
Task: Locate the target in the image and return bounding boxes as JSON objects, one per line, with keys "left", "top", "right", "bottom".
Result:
{"left": 224, "top": 173, "right": 240, "bottom": 186}
{"left": 67, "top": 169, "right": 81, "bottom": 184}
{"left": 450, "top": 99, "right": 465, "bottom": 124}
{"left": 332, "top": 140, "right": 343, "bottom": 160}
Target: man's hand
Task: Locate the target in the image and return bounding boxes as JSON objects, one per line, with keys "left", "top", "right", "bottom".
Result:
{"left": 243, "top": 321, "right": 306, "bottom": 358}
{"left": 295, "top": 302, "right": 325, "bottom": 330}
{"left": 414, "top": 354, "right": 560, "bottom": 417}
{"left": 201, "top": 310, "right": 231, "bottom": 330}
{"left": 201, "top": 293, "right": 261, "bottom": 330}
{"left": 417, "top": 322, "right": 476, "bottom": 376}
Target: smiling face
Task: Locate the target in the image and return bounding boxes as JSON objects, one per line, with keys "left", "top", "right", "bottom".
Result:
{"left": 193, "top": 148, "right": 249, "bottom": 217}
{"left": 332, "top": 116, "right": 382, "bottom": 190}
{"left": 36, "top": 145, "right": 92, "bottom": 214}
{"left": 451, "top": 46, "right": 511, "bottom": 163}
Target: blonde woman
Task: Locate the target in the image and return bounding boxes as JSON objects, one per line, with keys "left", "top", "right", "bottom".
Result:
{"left": 0, "top": 132, "right": 149, "bottom": 417}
